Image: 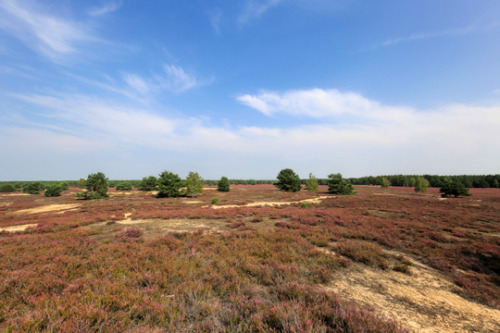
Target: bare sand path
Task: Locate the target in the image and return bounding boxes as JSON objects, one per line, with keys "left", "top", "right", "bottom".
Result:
{"left": 326, "top": 250, "right": 500, "bottom": 333}
{"left": 14, "top": 204, "right": 81, "bottom": 215}
{"left": 208, "top": 196, "right": 332, "bottom": 209}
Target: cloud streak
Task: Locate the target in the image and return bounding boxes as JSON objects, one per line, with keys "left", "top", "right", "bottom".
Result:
{"left": 87, "top": 1, "right": 122, "bottom": 17}
{"left": 0, "top": 0, "right": 96, "bottom": 60}
{"left": 376, "top": 22, "right": 500, "bottom": 47}
{"left": 238, "top": 0, "right": 283, "bottom": 26}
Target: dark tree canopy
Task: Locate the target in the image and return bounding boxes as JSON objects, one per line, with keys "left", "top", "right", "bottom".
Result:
{"left": 275, "top": 168, "right": 302, "bottom": 192}
{"left": 440, "top": 181, "right": 471, "bottom": 198}
{"left": 0, "top": 184, "right": 15, "bottom": 193}
{"left": 77, "top": 172, "right": 109, "bottom": 200}
{"left": 328, "top": 173, "right": 353, "bottom": 195}
{"left": 217, "top": 176, "right": 230, "bottom": 192}
{"left": 157, "top": 171, "right": 183, "bottom": 198}
{"left": 22, "top": 182, "right": 43, "bottom": 195}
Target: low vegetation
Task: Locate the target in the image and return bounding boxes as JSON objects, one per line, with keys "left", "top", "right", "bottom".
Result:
{"left": 1, "top": 173, "right": 499, "bottom": 332}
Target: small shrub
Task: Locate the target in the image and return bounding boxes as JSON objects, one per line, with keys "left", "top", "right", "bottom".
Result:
{"left": 0, "top": 183, "right": 15, "bottom": 193}
{"left": 157, "top": 171, "right": 183, "bottom": 198}
{"left": 138, "top": 176, "right": 157, "bottom": 191}
{"left": 300, "top": 203, "right": 307, "bottom": 209}
{"left": 305, "top": 173, "right": 319, "bottom": 192}
{"left": 120, "top": 227, "right": 144, "bottom": 239}
{"left": 116, "top": 182, "right": 132, "bottom": 191}
{"left": 211, "top": 198, "right": 219, "bottom": 205}
{"left": 22, "top": 182, "right": 42, "bottom": 195}
{"left": 275, "top": 168, "right": 302, "bottom": 192}
{"left": 327, "top": 173, "right": 353, "bottom": 195}
{"left": 217, "top": 176, "right": 230, "bottom": 192}
{"left": 381, "top": 177, "right": 390, "bottom": 188}
{"left": 44, "top": 184, "right": 63, "bottom": 197}
{"left": 440, "top": 181, "right": 471, "bottom": 198}
{"left": 76, "top": 172, "right": 109, "bottom": 199}
{"left": 414, "top": 176, "right": 430, "bottom": 193}
{"left": 335, "top": 240, "right": 389, "bottom": 269}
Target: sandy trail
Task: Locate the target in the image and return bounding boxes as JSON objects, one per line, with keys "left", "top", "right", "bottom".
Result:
{"left": 326, "top": 250, "right": 500, "bottom": 333}
{"left": 209, "top": 196, "right": 332, "bottom": 209}
{"left": 14, "top": 204, "right": 81, "bottom": 215}
{"left": 0, "top": 224, "right": 38, "bottom": 232}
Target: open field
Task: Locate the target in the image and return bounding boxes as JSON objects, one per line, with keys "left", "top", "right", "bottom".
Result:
{"left": 1, "top": 185, "right": 499, "bottom": 332}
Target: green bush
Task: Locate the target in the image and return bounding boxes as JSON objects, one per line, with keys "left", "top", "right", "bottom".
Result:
{"left": 440, "top": 181, "right": 470, "bottom": 198}
{"left": 211, "top": 198, "right": 219, "bottom": 205}
{"left": 116, "top": 182, "right": 132, "bottom": 191}
{"left": 44, "top": 184, "right": 63, "bottom": 197}
{"left": 22, "top": 182, "right": 42, "bottom": 195}
{"left": 275, "top": 168, "right": 302, "bottom": 192}
{"left": 0, "top": 184, "right": 15, "bottom": 193}
{"left": 381, "top": 177, "right": 390, "bottom": 188}
{"left": 157, "top": 171, "right": 183, "bottom": 198}
{"left": 76, "top": 172, "right": 109, "bottom": 200}
{"left": 217, "top": 176, "right": 230, "bottom": 192}
{"left": 327, "top": 173, "right": 353, "bottom": 195}
{"left": 305, "top": 173, "right": 319, "bottom": 192}
{"left": 184, "top": 172, "right": 203, "bottom": 197}
{"left": 138, "top": 176, "right": 157, "bottom": 191}
{"left": 414, "top": 176, "right": 430, "bottom": 193}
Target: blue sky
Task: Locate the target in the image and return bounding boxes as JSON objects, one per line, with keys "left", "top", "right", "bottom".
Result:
{"left": 1, "top": 0, "right": 499, "bottom": 180}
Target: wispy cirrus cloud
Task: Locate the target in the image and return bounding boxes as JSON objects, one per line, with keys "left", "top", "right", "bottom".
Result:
{"left": 0, "top": 0, "right": 97, "bottom": 61}
{"left": 238, "top": 0, "right": 283, "bottom": 26}
{"left": 208, "top": 8, "right": 223, "bottom": 34}
{"left": 87, "top": 0, "right": 122, "bottom": 17}
{"left": 376, "top": 22, "right": 500, "bottom": 48}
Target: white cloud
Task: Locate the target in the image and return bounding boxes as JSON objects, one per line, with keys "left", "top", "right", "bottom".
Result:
{"left": 237, "top": 88, "right": 415, "bottom": 123}
{"left": 0, "top": 0, "right": 95, "bottom": 60}
{"left": 160, "top": 64, "right": 199, "bottom": 93}
{"left": 5, "top": 88, "right": 500, "bottom": 179}
{"left": 238, "top": 0, "right": 283, "bottom": 26}
{"left": 87, "top": 1, "right": 122, "bottom": 17}
{"left": 377, "top": 22, "right": 500, "bottom": 48}
{"left": 209, "top": 9, "right": 223, "bottom": 34}
{"left": 123, "top": 73, "right": 151, "bottom": 95}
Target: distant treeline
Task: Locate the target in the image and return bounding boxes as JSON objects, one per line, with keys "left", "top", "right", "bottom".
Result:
{"left": 1, "top": 174, "right": 499, "bottom": 190}
{"left": 347, "top": 174, "right": 500, "bottom": 188}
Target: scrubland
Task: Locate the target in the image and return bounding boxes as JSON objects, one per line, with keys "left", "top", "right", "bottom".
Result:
{"left": 0, "top": 185, "right": 499, "bottom": 332}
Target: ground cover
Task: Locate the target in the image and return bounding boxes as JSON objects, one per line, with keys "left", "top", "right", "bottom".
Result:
{"left": 0, "top": 185, "right": 499, "bottom": 331}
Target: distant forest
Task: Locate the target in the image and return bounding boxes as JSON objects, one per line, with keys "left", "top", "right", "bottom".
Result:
{"left": 1, "top": 174, "right": 499, "bottom": 189}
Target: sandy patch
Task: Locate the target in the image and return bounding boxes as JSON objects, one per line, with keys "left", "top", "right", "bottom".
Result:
{"left": 14, "top": 204, "right": 81, "bottom": 215}
{"left": 326, "top": 251, "right": 500, "bottom": 333}
{"left": 0, "top": 224, "right": 38, "bottom": 232}
{"left": 0, "top": 193, "right": 30, "bottom": 196}
{"left": 209, "top": 196, "right": 332, "bottom": 209}
{"left": 109, "top": 192, "right": 133, "bottom": 196}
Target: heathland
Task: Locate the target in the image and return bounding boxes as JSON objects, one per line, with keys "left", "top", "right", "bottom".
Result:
{"left": 0, "top": 184, "right": 499, "bottom": 332}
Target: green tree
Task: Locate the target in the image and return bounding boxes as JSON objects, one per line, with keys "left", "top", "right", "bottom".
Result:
{"left": 77, "top": 172, "right": 109, "bottom": 199}
{"left": 440, "top": 181, "right": 470, "bottom": 198}
{"left": 328, "top": 173, "right": 353, "bottom": 195}
{"left": 44, "top": 184, "right": 63, "bottom": 197}
{"left": 275, "top": 168, "right": 302, "bottom": 192}
{"left": 22, "top": 182, "right": 42, "bottom": 195}
{"left": 138, "top": 176, "right": 157, "bottom": 191}
{"left": 381, "top": 177, "right": 390, "bottom": 188}
{"left": 414, "top": 176, "right": 430, "bottom": 193}
{"left": 116, "top": 182, "right": 132, "bottom": 191}
{"left": 184, "top": 171, "right": 204, "bottom": 197}
{"left": 217, "top": 176, "right": 231, "bottom": 192}
{"left": 77, "top": 178, "right": 86, "bottom": 189}
{"left": 0, "top": 184, "right": 15, "bottom": 193}
{"left": 157, "top": 171, "right": 183, "bottom": 198}
{"left": 60, "top": 182, "right": 69, "bottom": 191}
{"left": 305, "top": 173, "right": 319, "bottom": 192}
